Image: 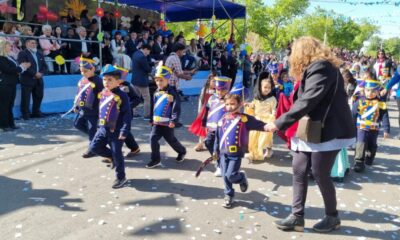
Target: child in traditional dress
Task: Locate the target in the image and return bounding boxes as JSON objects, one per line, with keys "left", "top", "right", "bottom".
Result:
{"left": 73, "top": 57, "right": 103, "bottom": 158}
{"left": 203, "top": 76, "right": 232, "bottom": 176}
{"left": 352, "top": 79, "right": 390, "bottom": 172}
{"left": 245, "top": 73, "right": 277, "bottom": 161}
{"left": 189, "top": 72, "right": 216, "bottom": 151}
{"left": 214, "top": 94, "right": 269, "bottom": 208}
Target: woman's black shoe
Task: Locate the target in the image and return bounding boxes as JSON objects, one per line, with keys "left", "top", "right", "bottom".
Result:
{"left": 274, "top": 214, "right": 305, "bottom": 232}
{"left": 312, "top": 216, "right": 341, "bottom": 233}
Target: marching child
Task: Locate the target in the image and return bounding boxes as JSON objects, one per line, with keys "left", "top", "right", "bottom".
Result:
{"left": 73, "top": 57, "right": 103, "bottom": 158}
{"left": 89, "top": 64, "right": 132, "bottom": 189}
{"left": 352, "top": 79, "right": 390, "bottom": 173}
{"left": 189, "top": 72, "right": 216, "bottom": 152}
{"left": 214, "top": 93, "right": 269, "bottom": 208}
{"left": 117, "top": 66, "right": 142, "bottom": 157}
{"left": 146, "top": 65, "right": 187, "bottom": 168}
{"left": 245, "top": 74, "right": 277, "bottom": 161}
{"left": 202, "top": 76, "right": 232, "bottom": 177}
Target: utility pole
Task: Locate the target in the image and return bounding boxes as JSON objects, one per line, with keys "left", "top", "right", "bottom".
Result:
{"left": 231, "top": 0, "right": 235, "bottom": 36}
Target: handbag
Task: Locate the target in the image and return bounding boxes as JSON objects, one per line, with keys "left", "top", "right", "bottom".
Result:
{"left": 295, "top": 70, "right": 339, "bottom": 143}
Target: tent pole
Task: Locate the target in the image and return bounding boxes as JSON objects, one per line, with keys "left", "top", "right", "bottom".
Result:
{"left": 210, "top": 0, "right": 215, "bottom": 74}
{"left": 230, "top": 0, "right": 234, "bottom": 37}
{"left": 203, "top": 19, "right": 230, "bottom": 40}
{"left": 217, "top": 0, "right": 245, "bottom": 42}
{"left": 98, "top": 0, "right": 103, "bottom": 70}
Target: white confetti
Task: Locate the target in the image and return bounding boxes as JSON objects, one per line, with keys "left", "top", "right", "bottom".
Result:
{"left": 15, "top": 224, "right": 22, "bottom": 229}
{"left": 235, "top": 235, "right": 243, "bottom": 240}
{"left": 214, "top": 229, "right": 222, "bottom": 234}
{"left": 15, "top": 233, "right": 22, "bottom": 238}
{"left": 98, "top": 220, "right": 106, "bottom": 225}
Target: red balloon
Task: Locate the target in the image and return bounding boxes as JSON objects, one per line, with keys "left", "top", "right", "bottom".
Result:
{"left": 159, "top": 20, "right": 165, "bottom": 26}
{"left": 47, "top": 12, "right": 58, "bottom": 22}
{"left": 96, "top": 7, "right": 104, "bottom": 17}
{"left": 37, "top": 13, "right": 46, "bottom": 22}
{"left": 38, "top": 4, "right": 48, "bottom": 14}
{"left": 114, "top": 10, "right": 121, "bottom": 18}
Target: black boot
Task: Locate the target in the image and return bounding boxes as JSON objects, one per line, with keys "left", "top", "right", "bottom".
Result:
{"left": 312, "top": 215, "right": 341, "bottom": 233}
{"left": 354, "top": 142, "right": 366, "bottom": 173}
{"left": 353, "top": 160, "right": 365, "bottom": 172}
{"left": 274, "top": 214, "right": 305, "bottom": 232}
{"left": 365, "top": 148, "right": 376, "bottom": 166}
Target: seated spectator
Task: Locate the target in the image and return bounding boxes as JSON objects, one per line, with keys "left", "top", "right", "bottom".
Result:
{"left": 39, "top": 24, "right": 61, "bottom": 73}
{"left": 125, "top": 31, "right": 138, "bottom": 57}
{"left": 53, "top": 26, "right": 68, "bottom": 73}
{"left": 69, "top": 26, "right": 96, "bottom": 73}
{"left": 101, "top": 12, "right": 114, "bottom": 33}
{"left": 111, "top": 31, "right": 131, "bottom": 70}
{"left": 1, "top": 22, "right": 21, "bottom": 59}
{"left": 80, "top": 10, "right": 91, "bottom": 29}
{"left": 67, "top": 8, "right": 77, "bottom": 23}
{"left": 151, "top": 34, "right": 163, "bottom": 60}
{"left": 130, "top": 15, "right": 142, "bottom": 33}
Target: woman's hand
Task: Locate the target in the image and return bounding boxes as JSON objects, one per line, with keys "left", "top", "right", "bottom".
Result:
{"left": 264, "top": 122, "right": 278, "bottom": 132}
{"left": 21, "top": 62, "right": 31, "bottom": 69}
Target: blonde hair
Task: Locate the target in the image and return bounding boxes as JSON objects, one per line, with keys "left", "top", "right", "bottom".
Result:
{"left": 289, "top": 36, "right": 342, "bottom": 79}
{"left": 0, "top": 38, "right": 11, "bottom": 57}
{"left": 20, "top": 25, "right": 32, "bottom": 36}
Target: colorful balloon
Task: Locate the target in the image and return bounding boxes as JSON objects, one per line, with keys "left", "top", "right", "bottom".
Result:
{"left": 38, "top": 4, "right": 48, "bottom": 14}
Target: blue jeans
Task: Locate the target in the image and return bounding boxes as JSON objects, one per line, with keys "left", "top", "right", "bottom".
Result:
{"left": 89, "top": 127, "right": 125, "bottom": 180}
{"left": 220, "top": 154, "right": 245, "bottom": 197}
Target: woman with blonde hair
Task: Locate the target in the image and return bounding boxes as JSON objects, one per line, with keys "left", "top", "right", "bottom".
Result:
{"left": 0, "top": 38, "right": 31, "bottom": 131}
{"left": 1, "top": 22, "right": 21, "bottom": 59}
{"left": 266, "top": 37, "right": 356, "bottom": 233}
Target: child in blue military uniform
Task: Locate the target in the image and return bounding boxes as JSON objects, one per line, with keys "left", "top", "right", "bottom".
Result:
{"left": 73, "top": 57, "right": 104, "bottom": 158}
{"left": 89, "top": 64, "right": 132, "bottom": 189}
{"left": 352, "top": 79, "right": 390, "bottom": 173}
{"left": 202, "top": 76, "right": 232, "bottom": 177}
{"left": 116, "top": 66, "right": 142, "bottom": 157}
{"left": 146, "top": 65, "right": 186, "bottom": 168}
{"left": 214, "top": 93, "right": 269, "bottom": 208}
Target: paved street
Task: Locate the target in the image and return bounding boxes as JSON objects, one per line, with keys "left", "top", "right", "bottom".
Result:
{"left": 0, "top": 98, "right": 399, "bottom": 240}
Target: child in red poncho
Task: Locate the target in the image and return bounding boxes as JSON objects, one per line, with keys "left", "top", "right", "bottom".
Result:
{"left": 189, "top": 72, "right": 216, "bottom": 151}
{"left": 275, "top": 80, "right": 301, "bottom": 149}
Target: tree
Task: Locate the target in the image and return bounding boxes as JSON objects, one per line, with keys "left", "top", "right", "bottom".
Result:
{"left": 246, "top": 0, "right": 309, "bottom": 52}
{"left": 283, "top": 7, "right": 378, "bottom": 50}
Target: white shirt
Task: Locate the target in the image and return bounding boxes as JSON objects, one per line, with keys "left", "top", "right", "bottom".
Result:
{"left": 81, "top": 37, "right": 88, "bottom": 53}
{"left": 291, "top": 137, "right": 356, "bottom": 152}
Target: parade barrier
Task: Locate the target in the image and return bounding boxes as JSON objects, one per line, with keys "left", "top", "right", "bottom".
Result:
{"left": 12, "top": 71, "right": 243, "bottom": 117}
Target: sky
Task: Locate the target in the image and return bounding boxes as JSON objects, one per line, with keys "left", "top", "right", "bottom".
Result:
{"left": 265, "top": 0, "right": 400, "bottom": 39}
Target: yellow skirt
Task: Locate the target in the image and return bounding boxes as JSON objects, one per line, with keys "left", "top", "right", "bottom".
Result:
{"left": 246, "top": 114, "right": 275, "bottom": 161}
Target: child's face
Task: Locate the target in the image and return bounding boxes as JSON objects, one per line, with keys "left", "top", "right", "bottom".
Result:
{"left": 80, "top": 67, "right": 95, "bottom": 79}
{"left": 281, "top": 73, "right": 289, "bottom": 82}
{"left": 216, "top": 89, "right": 228, "bottom": 98}
{"left": 364, "top": 88, "right": 377, "bottom": 99}
{"left": 209, "top": 78, "right": 216, "bottom": 89}
{"left": 261, "top": 80, "right": 272, "bottom": 96}
{"left": 271, "top": 73, "right": 279, "bottom": 82}
{"left": 103, "top": 76, "right": 121, "bottom": 90}
{"left": 225, "top": 98, "right": 240, "bottom": 113}
{"left": 155, "top": 77, "right": 168, "bottom": 89}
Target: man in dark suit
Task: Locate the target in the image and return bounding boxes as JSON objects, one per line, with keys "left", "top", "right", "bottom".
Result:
{"left": 130, "top": 44, "right": 153, "bottom": 119}
{"left": 17, "top": 38, "right": 47, "bottom": 120}
{"left": 151, "top": 35, "right": 163, "bottom": 61}
{"left": 69, "top": 27, "right": 95, "bottom": 60}
{"left": 125, "top": 31, "right": 138, "bottom": 58}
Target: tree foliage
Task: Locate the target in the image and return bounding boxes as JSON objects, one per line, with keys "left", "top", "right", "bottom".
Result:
{"left": 246, "top": 0, "right": 309, "bottom": 52}
{"left": 164, "top": 0, "right": 378, "bottom": 52}
{"left": 283, "top": 7, "right": 377, "bottom": 50}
